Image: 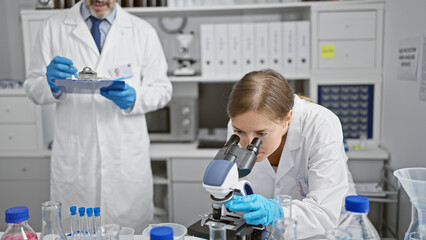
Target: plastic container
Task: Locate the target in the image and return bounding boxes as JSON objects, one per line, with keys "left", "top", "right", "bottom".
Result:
{"left": 339, "top": 195, "right": 380, "bottom": 239}
{"left": 142, "top": 223, "right": 186, "bottom": 240}
{"left": 1, "top": 206, "right": 38, "bottom": 240}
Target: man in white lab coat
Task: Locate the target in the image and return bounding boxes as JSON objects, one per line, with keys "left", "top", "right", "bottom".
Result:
{"left": 225, "top": 70, "right": 357, "bottom": 239}
{"left": 24, "top": 0, "right": 172, "bottom": 233}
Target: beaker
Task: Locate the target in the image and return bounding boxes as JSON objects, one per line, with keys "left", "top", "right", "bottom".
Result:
{"left": 275, "top": 195, "right": 292, "bottom": 218}
{"left": 97, "top": 224, "right": 121, "bottom": 240}
{"left": 272, "top": 218, "right": 297, "bottom": 240}
{"left": 394, "top": 168, "right": 426, "bottom": 239}
{"left": 209, "top": 222, "right": 226, "bottom": 240}
{"left": 40, "top": 201, "right": 67, "bottom": 240}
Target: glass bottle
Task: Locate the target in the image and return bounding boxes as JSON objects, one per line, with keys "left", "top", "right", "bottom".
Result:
{"left": 209, "top": 222, "right": 226, "bottom": 240}
{"left": 275, "top": 195, "right": 292, "bottom": 218}
{"left": 339, "top": 195, "right": 380, "bottom": 240}
{"left": 1, "top": 206, "right": 38, "bottom": 240}
{"left": 40, "top": 201, "right": 67, "bottom": 240}
{"left": 272, "top": 218, "right": 297, "bottom": 240}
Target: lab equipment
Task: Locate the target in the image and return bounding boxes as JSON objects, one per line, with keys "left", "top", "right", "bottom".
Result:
{"left": 94, "top": 207, "right": 102, "bottom": 234}
{"left": 1, "top": 206, "right": 38, "bottom": 240}
{"left": 173, "top": 32, "right": 196, "bottom": 76}
{"left": 394, "top": 168, "right": 426, "bottom": 240}
{"left": 142, "top": 223, "right": 186, "bottom": 240}
{"left": 150, "top": 226, "right": 173, "bottom": 240}
{"left": 339, "top": 195, "right": 380, "bottom": 240}
{"left": 97, "top": 224, "right": 121, "bottom": 240}
{"left": 188, "top": 134, "right": 265, "bottom": 240}
{"left": 79, "top": 207, "right": 88, "bottom": 240}
{"left": 100, "top": 82, "right": 136, "bottom": 110}
{"left": 225, "top": 194, "right": 283, "bottom": 226}
{"left": 119, "top": 227, "right": 135, "bottom": 240}
{"left": 0, "top": 78, "right": 23, "bottom": 89}
{"left": 209, "top": 222, "right": 226, "bottom": 240}
{"left": 40, "top": 201, "right": 67, "bottom": 240}
{"left": 87, "top": 208, "right": 94, "bottom": 238}
{"left": 70, "top": 206, "right": 78, "bottom": 239}
{"left": 271, "top": 218, "right": 297, "bottom": 240}
{"left": 275, "top": 195, "right": 292, "bottom": 218}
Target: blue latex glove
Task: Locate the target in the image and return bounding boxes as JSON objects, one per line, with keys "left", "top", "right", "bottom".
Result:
{"left": 100, "top": 82, "right": 136, "bottom": 110}
{"left": 46, "top": 56, "right": 78, "bottom": 92}
{"left": 225, "top": 194, "right": 283, "bottom": 226}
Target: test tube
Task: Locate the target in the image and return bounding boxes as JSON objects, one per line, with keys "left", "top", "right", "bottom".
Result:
{"left": 70, "top": 206, "right": 78, "bottom": 240}
{"left": 94, "top": 207, "right": 101, "bottom": 234}
{"left": 86, "top": 208, "right": 94, "bottom": 240}
{"left": 79, "top": 207, "right": 87, "bottom": 240}
{"left": 275, "top": 195, "right": 292, "bottom": 218}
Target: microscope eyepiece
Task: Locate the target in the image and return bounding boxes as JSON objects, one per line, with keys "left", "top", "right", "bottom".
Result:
{"left": 224, "top": 134, "right": 240, "bottom": 147}
{"left": 246, "top": 138, "right": 262, "bottom": 155}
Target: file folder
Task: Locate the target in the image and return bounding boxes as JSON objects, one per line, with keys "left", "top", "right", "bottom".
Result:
{"left": 214, "top": 24, "right": 229, "bottom": 77}
{"left": 242, "top": 23, "right": 255, "bottom": 75}
{"left": 254, "top": 22, "right": 269, "bottom": 70}
{"left": 228, "top": 23, "right": 243, "bottom": 78}
{"left": 283, "top": 21, "right": 296, "bottom": 77}
{"left": 200, "top": 24, "right": 216, "bottom": 78}
{"left": 268, "top": 22, "right": 284, "bottom": 74}
{"left": 296, "top": 21, "right": 310, "bottom": 78}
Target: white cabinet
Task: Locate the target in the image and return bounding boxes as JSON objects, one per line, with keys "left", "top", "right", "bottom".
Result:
{"left": 171, "top": 158, "right": 211, "bottom": 227}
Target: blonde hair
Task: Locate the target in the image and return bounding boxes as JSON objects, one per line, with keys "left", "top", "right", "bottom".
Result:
{"left": 227, "top": 69, "right": 294, "bottom": 123}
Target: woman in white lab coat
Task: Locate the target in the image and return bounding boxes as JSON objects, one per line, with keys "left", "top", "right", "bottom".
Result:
{"left": 225, "top": 69, "right": 356, "bottom": 239}
{"left": 24, "top": 1, "right": 172, "bottom": 233}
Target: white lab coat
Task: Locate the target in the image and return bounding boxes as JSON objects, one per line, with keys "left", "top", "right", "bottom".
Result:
{"left": 24, "top": 2, "right": 172, "bottom": 233}
{"left": 227, "top": 95, "right": 356, "bottom": 239}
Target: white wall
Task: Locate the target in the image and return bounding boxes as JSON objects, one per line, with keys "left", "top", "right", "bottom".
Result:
{"left": 381, "top": 0, "right": 426, "bottom": 238}
{"left": 0, "top": 0, "right": 34, "bottom": 80}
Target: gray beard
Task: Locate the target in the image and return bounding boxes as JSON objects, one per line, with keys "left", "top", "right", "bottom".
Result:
{"left": 86, "top": 1, "right": 113, "bottom": 19}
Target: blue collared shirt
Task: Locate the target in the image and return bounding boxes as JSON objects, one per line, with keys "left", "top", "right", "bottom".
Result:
{"left": 80, "top": 3, "right": 117, "bottom": 49}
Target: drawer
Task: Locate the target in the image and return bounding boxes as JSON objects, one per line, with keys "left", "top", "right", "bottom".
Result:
{"left": 318, "top": 11, "right": 376, "bottom": 40}
{"left": 318, "top": 41, "right": 376, "bottom": 69}
{"left": 171, "top": 158, "right": 211, "bottom": 181}
{"left": 0, "top": 97, "right": 36, "bottom": 123}
{"left": 0, "top": 157, "right": 50, "bottom": 180}
{"left": 0, "top": 124, "right": 38, "bottom": 151}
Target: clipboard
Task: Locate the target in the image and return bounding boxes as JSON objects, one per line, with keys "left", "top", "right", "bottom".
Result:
{"left": 52, "top": 79, "right": 125, "bottom": 94}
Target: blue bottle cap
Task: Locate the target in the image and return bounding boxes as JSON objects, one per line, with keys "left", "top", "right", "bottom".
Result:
{"left": 70, "top": 206, "right": 77, "bottom": 216}
{"left": 86, "top": 208, "right": 93, "bottom": 217}
{"left": 94, "top": 207, "right": 100, "bottom": 217}
{"left": 345, "top": 195, "right": 370, "bottom": 213}
{"left": 79, "top": 207, "right": 85, "bottom": 217}
{"left": 5, "top": 206, "right": 29, "bottom": 223}
{"left": 150, "top": 226, "right": 174, "bottom": 240}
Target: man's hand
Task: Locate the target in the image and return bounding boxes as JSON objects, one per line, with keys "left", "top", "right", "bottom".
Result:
{"left": 46, "top": 56, "right": 78, "bottom": 92}
{"left": 100, "top": 82, "right": 136, "bottom": 110}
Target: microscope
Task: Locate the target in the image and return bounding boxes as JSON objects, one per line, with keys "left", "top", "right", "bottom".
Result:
{"left": 173, "top": 32, "right": 196, "bottom": 76}
{"left": 187, "top": 135, "right": 265, "bottom": 240}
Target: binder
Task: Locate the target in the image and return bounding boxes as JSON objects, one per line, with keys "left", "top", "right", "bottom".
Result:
{"left": 268, "top": 22, "right": 284, "bottom": 74}
{"left": 296, "top": 21, "right": 310, "bottom": 78}
{"left": 254, "top": 22, "right": 269, "bottom": 70}
{"left": 200, "top": 24, "right": 216, "bottom": 78}
{"left": 283, "top": 21, "right": 297, "bottom": 77}
{"left": 214, "top": 24, "right": 229, "bottom": 77}
{"left": 228, "top": 23, "right": 243, "bottom": 78}
{"left": 242, "top": 23, "right": 255, "bottom": 75}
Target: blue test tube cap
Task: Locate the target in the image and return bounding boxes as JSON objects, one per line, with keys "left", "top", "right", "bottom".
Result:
{"left": 5, "top": 206, "right": 29, "bottom": 223}
{"left": 94, "top": 207, "right": 100, "bottom": 216}
{"left": 345, "top": 195, "right": 370, "bottom": 213}
{"left": 86, "top": 208, "right": 93, "bottom": 217}
{"left": 150, "top": 226, "right": 174, "bottom": 240}
{"left": 70, "top": 206, "right": 77, "bottom": 216}
{"left": 79, "top": 207, "right": 85, "bottom": 217}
